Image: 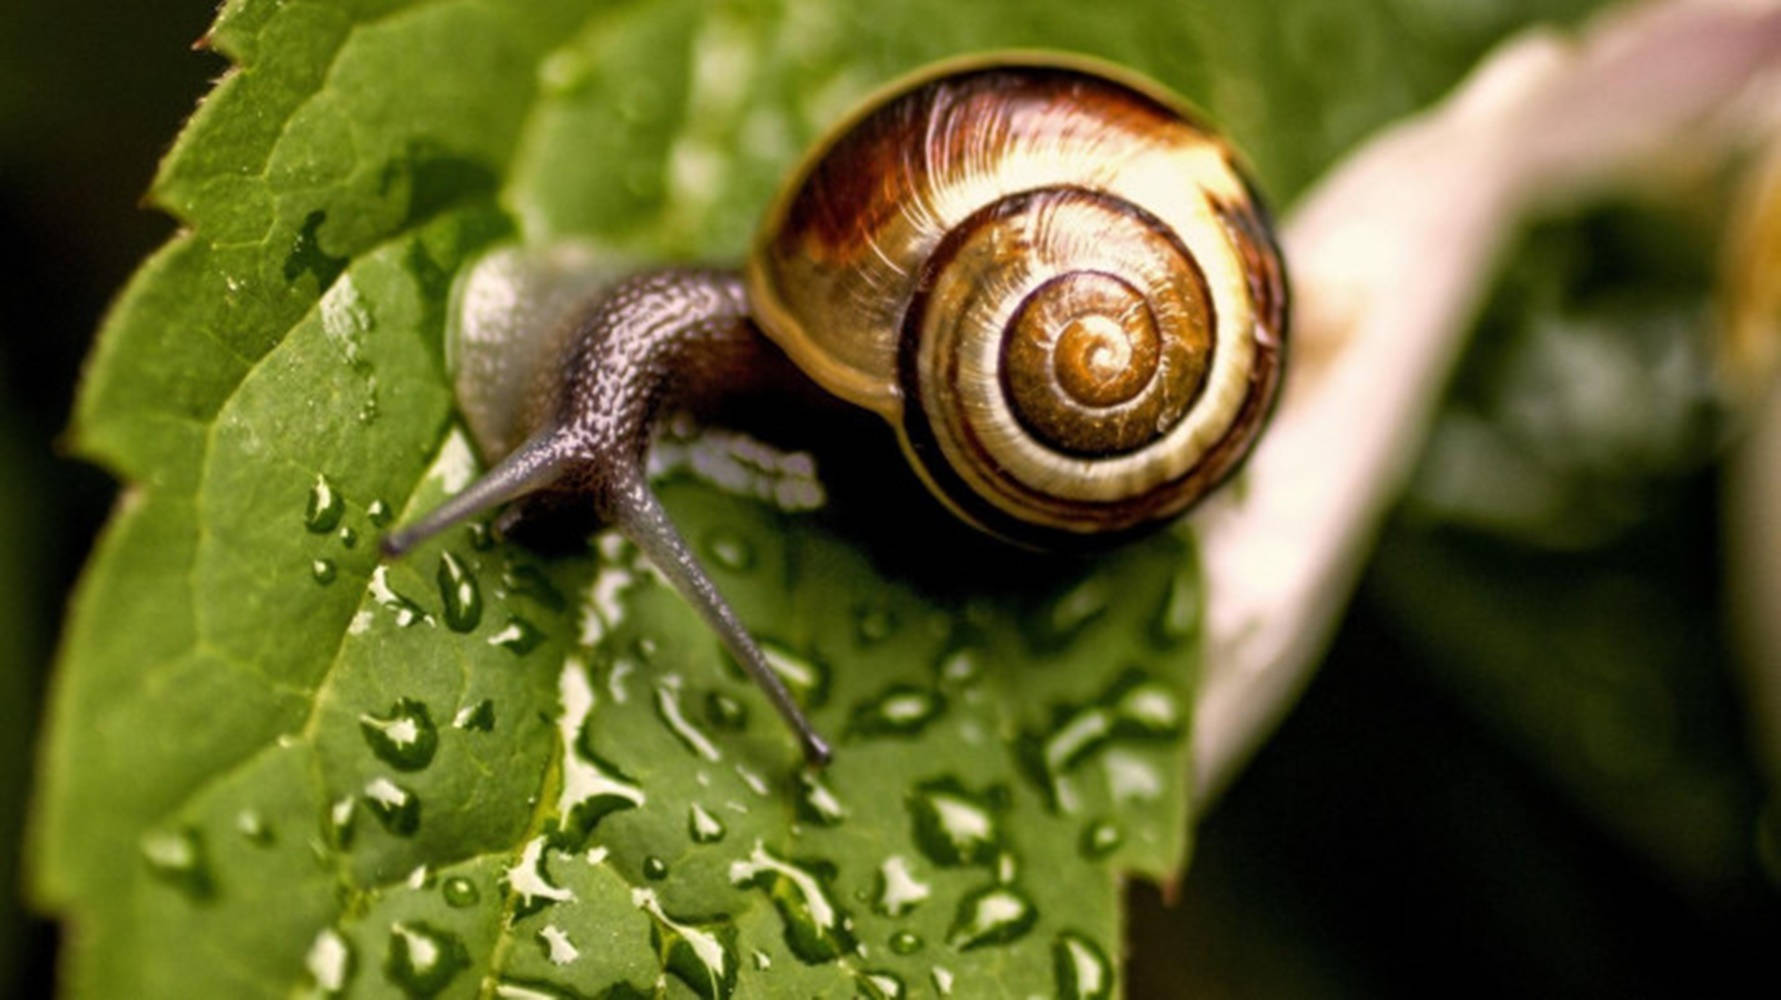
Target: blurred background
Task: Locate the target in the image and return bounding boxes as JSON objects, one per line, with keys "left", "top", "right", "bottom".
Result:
{"left": 3, "top": 0, "right": 1778, "bottom": 996}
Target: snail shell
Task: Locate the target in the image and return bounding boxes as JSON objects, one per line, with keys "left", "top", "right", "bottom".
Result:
{"left": 385, "top": 54, "right": 1288, "bottom": 762}
{"left": 749, "top": 54, "right": 1287, "bottom": 545}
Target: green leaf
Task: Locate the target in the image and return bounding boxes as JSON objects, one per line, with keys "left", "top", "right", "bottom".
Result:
{"left": 33, "top": 0, "right": 1603, "bottom": 996}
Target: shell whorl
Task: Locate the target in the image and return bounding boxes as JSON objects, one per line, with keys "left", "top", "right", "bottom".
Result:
{"left": 749, "top": 57, "right": 1287, "bottom": 545}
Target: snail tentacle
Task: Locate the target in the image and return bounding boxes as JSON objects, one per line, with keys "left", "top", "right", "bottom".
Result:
{"left": 380, "top": 429, "right": 571, "bottom": 558}
{"left": 384, "top": 268, "right": 832, "bottom": 764}
{"left": 605, "top": 469, "right": 831, "bottom": 765}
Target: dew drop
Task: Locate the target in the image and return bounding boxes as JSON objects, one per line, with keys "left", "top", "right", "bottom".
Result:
{"left": 689, "top": 803, "right": 727, "bottom": 844}
{"left": 435, "top": 552, "right": 482, "bottom": 632}
{"left": 359, "top": 698, "right": 438, "bottom": 771}
{"left": 369, "top": 565, "right": 432, "bottom": 628}
{"left": 1080, "top": 819, "right": 1122, "bottom": 859}
{"left": 362, "top": 777, "right": 421, "bottom": 836}
{"left": 1114, "top": 679, "right": 1185, "bottom": 738}
{"left": 538, "top": 924, "right": 579, "bottom": 965}
{"left": 312, "top": 558, "right": 337, "bottom": 585}
{"left": 633, "top": 887, "right": 739, "bottom": 1000}
{"left": 728, "top": 841, "right": 856, "bottom": 963}
{"left": 139, "top": 826, "right": 213, "bottom": 900}
{"left": 384, "top": 921, "right": 469, "bottom": 997}
{"left": 1053, "top": 931, "right": 1114, "bottom": 999}
{"left": 946, "top": 884, "right": 1037, "bottom": 950}
{"left": 656, "top": 675, "right": 721, "bottom": 761}
{"left": 888, "top": 930, "right": 923, "bottom": 955}
{"left": 1022, "top": 670, "right": 1182, "bottom": 809}
{"left": 305, "top": 927, "right": 353, "bottom": 995}
{"left": 908, "top": 778, "right": 1003, "bottom": 867}
{"left": 855, "top": 970, "right": 906, "bottom": 999}
{"left": 847, "top": 685, "right": 943, "bottom": 739}
{"left": 750, "top": 950, "right": 772, "bottom": 970}
{"left": 491, "top": 979, "right": 593, "bottom": 1000}
{"left": 1103, "top": 749, "right": 1163, "bottom": 803}
{"left": 488, "top": 615, "right": 543, "bottom": 654}
{"left": 931, "top": 966, "right": 955, "bottom": 996}
{"left": 504, "top": 835, "right": 576, "bottom": 919}
{"left": 366, "top": 498, "right": 392, "bottom": 527}
{"left": 441, "top": 875, "right": 480, "bottom": 908}
{"left": 872, "top": 855, "right": 930, "bottom": 918}
{"left": 704, "top": 691, "right": 748, "bottom": 731}
{"left": 328, "top": 796, "right": 356, "bottom": 849}
{"left": 557, "top": 660, "right": 645, "bottom": 844}
{"left": 1028, "top": 707, "right": 1113, "bottom": 806}
{"left": 1039, "top": 575, "right": 1110, "bottom": 646}
{"left": 338, "top": 525, "right": 359, "bottom": 549}
{"left": 994, "top": 852, "right": 1018, "bottom": 885}
{"left": 305, "top": 474, "right": 345, "bottom": 533}
{"left": 704, "top": 528, "right": 755, "bottom": 571}
{"left": 733, "top": 764, "right": 770, "bottom": 798}
{"left": 756, "top": 640, "right": 829, "bottom": 707}
{"left": 854, "top": 604, "right": 896, "bottom": 643}
{"left": 607, "top": 658, "right": 635, "bottom": 703}
{"left": 795, "top": 770, "right": 846, "bottom": 827}
{"left": 235, "top": 809, "right": 274, "bottom": 846}
{"left": 452, "top": 699, "right": 495, "bottom": 732}
{"left": 643, "top": 855, "right": 670, "bottom": 881}
{"left": 935, "top": 647, "right": 982, "bottom": 688}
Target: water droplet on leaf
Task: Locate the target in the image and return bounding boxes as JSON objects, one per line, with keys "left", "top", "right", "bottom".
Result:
{"left": 384, "top": 921, "right": 468, "bottom": 997}
{"left": 689, "top": 803, "right": 726, "bottom": 844}
{"left": 908, "top": 779, "right": 1003, "bottom": 867}
{"left": 305, "top": 475, "right": 344, "bottom": 533}
{"left": 729, "top": 841, "right": 856, "bottom": 964}
{"left": 235, "top": 809, "right": 273, "bottom": 845}
{"left": 872, "top": 855, "right": 930, "bottom": 917}
{"left": 441, "top": 875, "right": 479, "bottom": 908}
{"left": 366, "top": 498, "right": 393, "bottom": 527}
{"left": 855, "top": 970, "right": 906, "bottom": 999}
{"left": 854, "top": 604, "right": 896, "bottom": 643}
{"left": 359, "top": 698, "right": 438, "bottom": 771}
{"left": 435, "top": 552, "right": 482, "bottom": 632}
{"left": 1053, "top": 931, "right": 1114, "bottom": 999}
{"left": 946, "top": 884, "right": 1037, "bottom": 950}
{"left": 656, "top": 675, "right": 721, "bottom": 761}
{"left": 488, "top": 615, "right": 543, "bottom": 654}
{"left": 139, "top": 826, "right": 213, "bottom": 900}
{"left": 633, "top": 887, "right": 739, "bottom": 1000}
{"left": 362, "top": 778, "right": 421, "bottom": 836}
{"left": 704, "top": 691, "right": 748, "bottom": 731}
{"left": 452, "top": 699, "right": 495, "bottom": 731}
{"left": 848, "top": 685, "right": 943, "bottom": 739}
{"left": 795, "top": 770, "right": 846, "bottom": 827}
{"left": 305, "top": 927, "right": 353, "bottom": 995}
{"left": 704, "top": 529, "right": 755, "bottom": 571}
{"left": 538, "top": 924, "right": 579, "bottom": 965}
{"left": 1080, "top": 820, "right": 1122, "bottom": 858}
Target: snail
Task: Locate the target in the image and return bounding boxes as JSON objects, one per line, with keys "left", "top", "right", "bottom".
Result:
{"left": 382, "top": 53, "right": 1289, "bottom": 765}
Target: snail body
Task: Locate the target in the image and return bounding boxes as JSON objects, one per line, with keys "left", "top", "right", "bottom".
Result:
{"left": 384, "top": 54, "right": 1288, "bottom": 763}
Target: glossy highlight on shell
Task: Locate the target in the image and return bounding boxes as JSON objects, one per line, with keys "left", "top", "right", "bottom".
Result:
{"left": 749, "top": 57, "right": 1287, "bottom": 545}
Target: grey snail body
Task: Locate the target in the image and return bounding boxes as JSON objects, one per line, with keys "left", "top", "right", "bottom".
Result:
{"left": 384, "top": 54, "right": 1289, "bottom": 764}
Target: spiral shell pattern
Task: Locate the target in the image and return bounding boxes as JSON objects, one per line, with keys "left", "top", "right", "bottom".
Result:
{"left": 748, "top": 57, "right": 1287, "bottom": 545}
